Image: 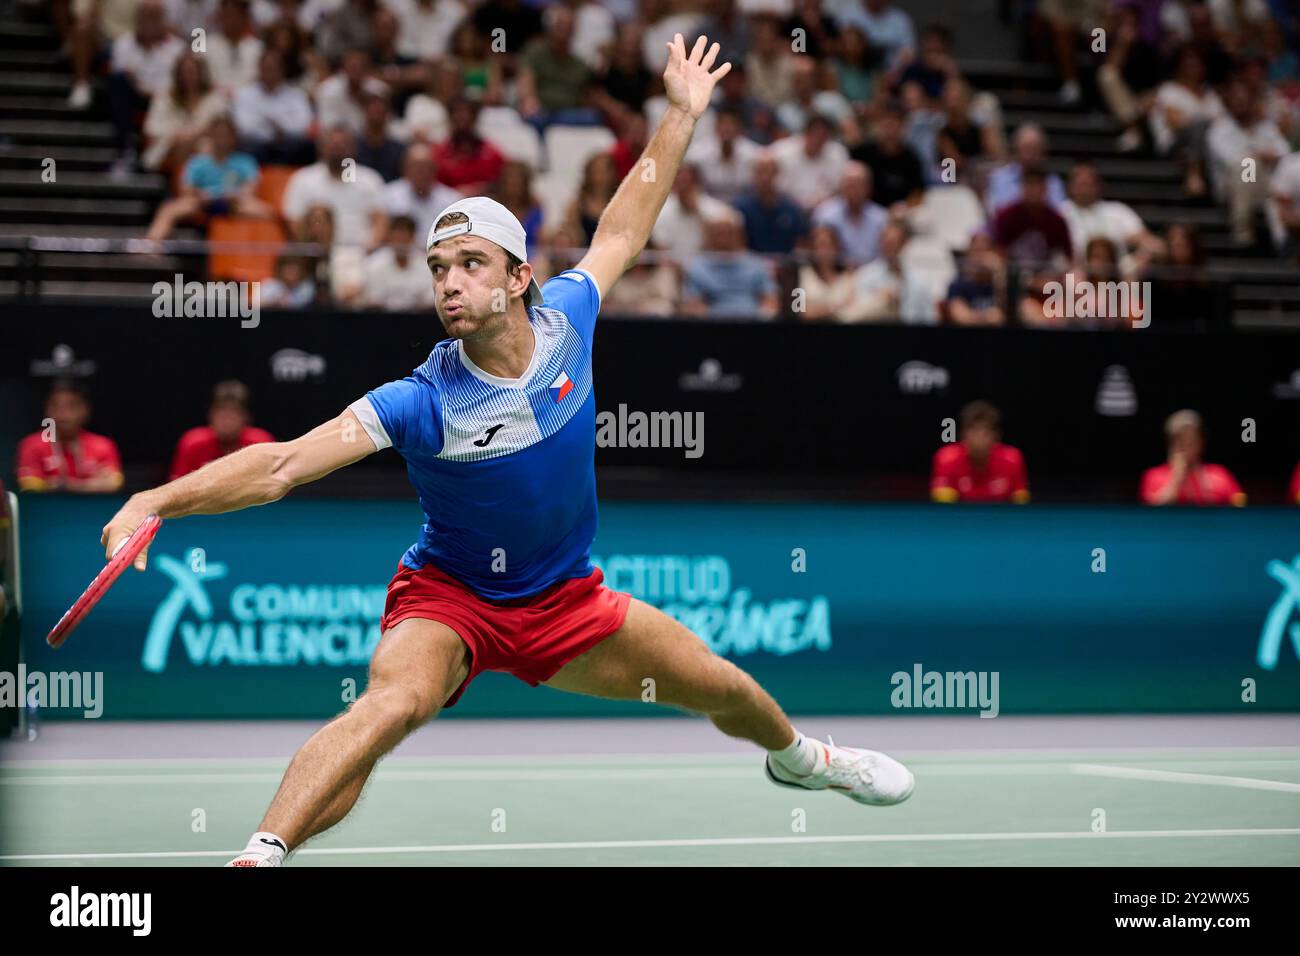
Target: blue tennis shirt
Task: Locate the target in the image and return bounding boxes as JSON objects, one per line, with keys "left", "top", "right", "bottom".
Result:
{"left": 350, "top": 268, "right": 601, "bottom": 601}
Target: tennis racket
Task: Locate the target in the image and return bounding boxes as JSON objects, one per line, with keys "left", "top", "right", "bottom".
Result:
{"left": 46, "top": 514, "right": 163, "bottom": 649}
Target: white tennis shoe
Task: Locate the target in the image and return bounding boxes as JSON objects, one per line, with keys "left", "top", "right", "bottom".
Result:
{"left": 765, "top": 736, "right": 915, "bottom": 806}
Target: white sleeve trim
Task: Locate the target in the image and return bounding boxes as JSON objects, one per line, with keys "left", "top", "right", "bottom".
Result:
{"left": 348, "top": 397, "right": 392, "bottom": 451}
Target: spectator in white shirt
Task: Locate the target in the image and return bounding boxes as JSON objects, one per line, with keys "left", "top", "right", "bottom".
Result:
{"left": 282, "top": 125, "right": 388, "bottom": 250}
{"left": 384, "top": 143, "right": 462, "bottom": 240}
{"left": 1207, "top": 79, "right": 1290, "bottom": 246}
{"left": 1060, "top": 161, "right": 1159, "bottom": 263}
{"left": 388, "top": 0, "right": 466, "bottom": 61}
{"left": 768, "top": 113, "right": 850, "bottom": 210}
{"left": 688, "top": 107, "right": 762, "bottom": 203}
{"left": 1149, "top": 47, "right": 1223, "bottom": 198}
{"left": 651, "top": 162, "right": 741, "bottom": 260}
{"left": 842, "top": 220, "right": 933, "bottom": 323}
{"left": 775, "top": 56, "right": 852, "bottom": 133}
{"left": 233, "top": 49, "right": 316, "bottom": 164}
{"left": 142, "top": 51, "right": 226, "bottom": 170}
{"left": 315, "top": 47, "right": 379, "bottom": 136}
{"left": 204, "top": 0, "right": 263, "bottom": 93}
{"left": 106, "top": 0, "right": 185, "bottom": 168}
{"left": 358, "top": 215, "right": 437, "bottom": 309}
{"left": 69, "top": 0, "right": 142, "bottom": 108}
{"left": 1268, "top": 150, "right": 1300, "bottom": 253}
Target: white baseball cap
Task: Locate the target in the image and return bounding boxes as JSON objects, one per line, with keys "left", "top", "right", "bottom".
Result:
{"left": 425, "top": 196, "right": 544, "bottom": 307}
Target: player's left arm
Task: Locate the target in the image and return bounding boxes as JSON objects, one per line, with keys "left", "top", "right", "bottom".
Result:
{"left": 576, "top": 33, "right": 731, "bottom": 298}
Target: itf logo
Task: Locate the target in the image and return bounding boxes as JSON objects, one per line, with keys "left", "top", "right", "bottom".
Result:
{"left": 140, "top": 551, "right": 384, "bottom": 672}
{"left": 1258, "top": 555, "right": 1300, "bottom": 670}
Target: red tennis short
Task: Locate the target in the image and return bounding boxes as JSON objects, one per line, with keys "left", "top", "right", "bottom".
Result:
{"left": 380, "top": 561, "right": 631, "bottom": 707}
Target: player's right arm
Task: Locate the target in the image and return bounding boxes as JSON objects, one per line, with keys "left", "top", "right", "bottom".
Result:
{"left": 100, "top": 408, "right": 378, "bottom": 569}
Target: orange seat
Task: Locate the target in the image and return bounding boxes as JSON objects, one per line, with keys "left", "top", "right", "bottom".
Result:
{"left": 257, "top": 165, "right": 299, "bottom": 215}
{"left": 207, "top": 216, "right": 286, "bottom": 282}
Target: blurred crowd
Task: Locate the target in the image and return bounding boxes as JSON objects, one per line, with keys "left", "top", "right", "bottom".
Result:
{"left": 15, "top": 380, "right": 1300, "bottom": 504}
{"left": 46, "top": 0, "right": 1300, "bottom": 323}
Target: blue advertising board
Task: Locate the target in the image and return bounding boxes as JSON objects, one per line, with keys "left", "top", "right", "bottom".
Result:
{"left": 11, "top": 495, "right": 1300, "bottom": 718}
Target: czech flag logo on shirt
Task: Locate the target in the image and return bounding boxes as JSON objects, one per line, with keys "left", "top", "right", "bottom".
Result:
{"left": 549, "top": 372, "right": 574, "bottom": 403}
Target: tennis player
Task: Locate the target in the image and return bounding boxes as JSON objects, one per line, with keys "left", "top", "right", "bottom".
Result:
{"left": 101, "top": 35, "right": 913, "bottom": 867}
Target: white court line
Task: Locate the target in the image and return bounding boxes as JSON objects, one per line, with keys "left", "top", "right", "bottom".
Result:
{"left": 1072, "top": 764, "right": 1300, "bottom": 794}
{"left": 4, "top": 828, "right": 1300, "bottom": 862}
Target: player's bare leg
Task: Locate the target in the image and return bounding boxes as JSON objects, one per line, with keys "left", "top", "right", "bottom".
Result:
{"left": 545, "top": 598, "right": 914, "bottom": 806}
{"left": 226, "top": 618, "right": 469, "bottom": 866}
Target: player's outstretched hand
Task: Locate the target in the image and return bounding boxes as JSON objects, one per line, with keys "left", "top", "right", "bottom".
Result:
{"left": 101, "top": 497, "right": 156, "bottom": 571}
{"left": 663, "top": 33, "right": 732, "bottom": 120}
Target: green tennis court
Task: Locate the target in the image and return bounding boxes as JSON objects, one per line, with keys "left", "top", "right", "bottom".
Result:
{"left": 4, "top": 740, "right": 1299, "bottom": 866}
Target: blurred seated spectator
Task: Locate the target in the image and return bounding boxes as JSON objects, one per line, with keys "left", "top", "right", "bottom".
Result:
{"left": 106, "top": 0, "right": 185, "bottom": 172}
{"left": 776, "top": 56, "right": 852, "bottom": 133}
{"left": 732, "top": 151, "right": 808, "bottom": 255}
{"left": 1269, "top": 149, "right": 1300, "bottom": 253}
{"left": 595, "top": 21, "right": 655, "bottom": 116}
{"left": 433, "top": 97, "right": 506, "bottom": 193}
{"left": 316, "top": 0, "right": 375, "bottom": 65}
{"left": 681, "top": 216, "right": 780, "bottom": 320}
{"left": 688, "top": 107, "right": 761, "bottom": 204}
{"left": 369, "top": 4, "right": 428, "bottom": 105}
{"left": 991, "top": 167, "right": 1072, "bottom": 269}
{"left": 283, "top": 126, "right": 388, "bottom": 250}
{"left": 828, "top": 24, "right": 878, "bottom": 105}
{"left": 1018, "top": 265, "right": 1064, "bottom": 328}
{"left": 769, "top": 113, "right": 850, "bottom": 210}
{"left": 811, "top": 161, "right": 889, "bottom": 266}
{"left": 358, "top": 215, "right": 436, "bottom": 310}
{"left": 316, "top": 48, "right": 383, "bottom": 136}
{"left": 472, "top": 0, "right": 544, "bottom": 55}
{"left": 651, "top": 162, "right": 738, "bottom": 260}
{"left": 294, "top": 204, "right": 365, "bottom": 302}
{"left": 930, "top": 400, "right": 1028, "bottom": 503}
{"left": 69, "top": 0, "right": 141, "bottom": 109}
{"left": 260, "top": 254, "right": 317, "bottom": 308}
{"left": 1095, "top": 2, "right": 1166, "bottom": 153}
{"left": 384, "top": 143, "right": 461, "bottom": 240}
{"left": 1061, "top": 161, "right": 1160, "bottom": 263}
{"left": 841, "top": 220, "right": 932, "bottom": 322}
{"left": 232, "top": 49, "right": 315, "bottom": 166}
{"left": 489, "top": 160, "right": 544, "bottom": 255}
{"left": 779, "top": 0, "right": 834, "bottom": 59}
{"left": 260, "top": 18, "right": 320, "bottom": 91}
{"left": 206, "top": 0, "right": 262, "bottom": 92}
{"left": 1073, "top": 238, "right": 1141, "bottom": 329}
{"left": 713, "top": 61, "right": 780, "bottom": 145}
{"left": 744, "top": 14, "right": 796, "bottom": 108}
{"left": 602, "top": 247, "right": 680, "bottom": 318}
{"left": 849, "top": 103, "right": 925, "bottom": 209}
{"left": 556, "top": 152, "right": 620, "bottom": 248}
{"left": 1149, "top": 47, "right": 1222, "bottom": 197}
{"left": 1206, "top": 79, "right": 1289, "bottom": 246}
{"left": 984, "top": 123, "right": 1066, "bottom": 214}
{"left": 1141, "top": 409, "right": 1246, "bottom": 506}
{"left": 898, "top": 23, "right": 959, "bottom": 100}
{"left": 1143, "top": 222, "right": 1216, "bottom": 329}
{"left": 837, "top": 0, "right": 915, "bottom": 76}
{"left": 143, "top": 52, "right": 226, "bottom": 171}
{"left": 145, "top": 115, "right": 274, "bottom": 241}
{"left": 16, "top": 382, "right": 124, "bottom": 493}
{"left": 944, "top": 232, "right": 1005, "bottom": 326}
{"left": 355, "top": 88, "right": 405, "bottom": 182}
{"left": 445, "top": 19, "right": 502, "bottom": 105}
{"left": 170, "top": 380, "right": 274, "bottom": 480}
{"left": 608, "top": 110, "right": 649, "bottom": 179}
{"left": 568, "top": 0, "right": 615, "bottom": 70}
{"left": 1038, "top": 0, "right": 1107, "bottom": 104}
{"left": 516, "top": 5, "right": 602, "bottom": 134}
{"left": 389, "top": 0, "right": 467, "bottom": 62}
{"left": 899, "top": 79, "right": 946, "bottom": 176}
{"left": 794, "top": 224, "right": 857, "bottom": 321}
{"left": 936, "top": 78, "right": 1000, "bottom": 173}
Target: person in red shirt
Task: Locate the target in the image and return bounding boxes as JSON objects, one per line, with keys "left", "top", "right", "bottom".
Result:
{"left": 432, "top": 97, "right": 505, "bottom": 194}
{"left": 1290, "top": 461, "right": 1300, "bottom": 505}
{"left": 170, "top": 380, "right": 275, "bottom": 480}
{"left": 991, "top": 167, "right": 1072, "bottom": 269}
{"left": 16, "top": 381, "right": 123, "bottom": 493}
{"left": 931, "top": 400, "right": 1030, "bottom": 503}
{"left": 1140, "top": 409, "right": 1245, "bottom": 506}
